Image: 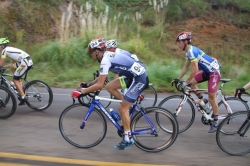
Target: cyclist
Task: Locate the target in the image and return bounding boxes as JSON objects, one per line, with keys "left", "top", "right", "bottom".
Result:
{"left": 235, "top": 82, "right": 250, "bottom": 96}
{"left": 73, "top": 38, "right": 148, "bottom": 150}
{"left": 174, "top": 32, "right": 221, "bottom": 133}
{"left": 0, "top": 38, "right": 33, "bottom": 105}
{"left": 105, "top": 39, "right": 140, "bottom": 94}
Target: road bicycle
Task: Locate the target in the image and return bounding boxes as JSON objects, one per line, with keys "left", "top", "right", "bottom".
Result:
{"left": 0, "top": 85, "right": 17, "bottom": 119}
{"left": 0, "top": 68, "right": 53, "bottom": 111}
{"left": 216, "top": 91, "right": 250, "bottom": 155}
{"left": 82, "top": 70, "right": 157, "bottom": 108}
{"left": 158, "top": 79, "right": 249, "bottom": 133}
{"left": 59, "top": 90, "right": 178, "bottom": 153}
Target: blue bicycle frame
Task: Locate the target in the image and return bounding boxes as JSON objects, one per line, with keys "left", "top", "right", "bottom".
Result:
{"left": 79, "top": 97, "right": 157, "bottom": 136}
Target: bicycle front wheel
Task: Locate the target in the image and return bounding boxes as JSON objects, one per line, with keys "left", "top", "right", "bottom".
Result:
{"left": 139, "top": 84, "right": 158, "bottom": 107}
{"left": 59, "top": 103, "right": 107, "bottom": 148}
{"left": 216, "top": 111, "right": 250, "bottom": 155}
{"left": 24, "top": 80, "right": 53, "bottom": 111}
{"left": 131, "top": 106, "right": 179, "bottom": 152}
{"left": 0, "top": 86, "right": 17, "bottom": 119}
{"left": 158, "top": 95, "right": 195, "bottom": 133}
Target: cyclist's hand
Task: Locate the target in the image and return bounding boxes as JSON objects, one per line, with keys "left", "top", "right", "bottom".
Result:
{"left": 234, "top": 87, "right": 245, "bottom": 98}
{"left": 178, "top": 81, "right": 188, "bottom": 88}
{"left": 0, "top": 66, "right": 5, "bottom": 72}
{"left": 171, "top": 78, "right": 180, "bottom": 85}
{"left": 71, "top": 90, "right": 82, "bottom": 98}
{"left": 80, "top": 82, "right": 88, "bottom": 88}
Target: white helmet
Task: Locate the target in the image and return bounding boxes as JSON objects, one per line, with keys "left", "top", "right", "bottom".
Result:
{"left": 106, "top": 40, "right": 117, "bottom": 48}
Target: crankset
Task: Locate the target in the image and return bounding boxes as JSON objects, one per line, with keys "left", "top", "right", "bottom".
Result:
{"left": 117, "top": 126, "right": 124, "bottom": 137}
{"left": 201, "top": 116, "right": 211, "bottom": 125}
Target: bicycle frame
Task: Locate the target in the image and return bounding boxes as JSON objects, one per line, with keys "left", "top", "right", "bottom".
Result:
{"left": 79, "top": 95, "right": 157, "bottom": 136}
{"left": 175, "top": 81, "right": 233, "bottom": 121}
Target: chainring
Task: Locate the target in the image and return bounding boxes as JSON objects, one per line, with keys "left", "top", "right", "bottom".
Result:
{"left": 201, "top": 116, "right": 211, "bottom": 125}
{"left": 117, "top": 126, "right": 124, "bottom": 137}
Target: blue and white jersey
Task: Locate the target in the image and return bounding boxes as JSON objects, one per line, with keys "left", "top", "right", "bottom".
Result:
{"left": 115, "top": 48, "right": 139, "bottom": 61}
{"left": 99, "top": 51, "right": 146, "bottom": 77}
{"left": 186, "top": 46, "right": 220, "bottom": 72}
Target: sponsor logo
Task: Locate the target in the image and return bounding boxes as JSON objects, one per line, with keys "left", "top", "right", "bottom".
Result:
{"left": 99, "top": 67, "right": 103, "bottom": 73}
{"left": 212, "top": 83, "right": 217, "bottom": 89}
{"left": 115, "top": 66, "right": 127, "bottom": 70}
{"left": 130, "top": 83, "right": 145, "bottom": 96}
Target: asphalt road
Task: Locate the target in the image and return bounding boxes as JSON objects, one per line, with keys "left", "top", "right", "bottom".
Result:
{"left": 0, "top": 88, "right": 249, "bottom": 166}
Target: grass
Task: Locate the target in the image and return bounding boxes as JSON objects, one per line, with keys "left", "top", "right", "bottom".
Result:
{"left": 1, "top": 0, "right": 249, "bottom": 95}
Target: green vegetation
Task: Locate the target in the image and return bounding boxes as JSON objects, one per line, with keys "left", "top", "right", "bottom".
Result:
{"left": 0, "top": 0, "right": 249, "bottom": 94}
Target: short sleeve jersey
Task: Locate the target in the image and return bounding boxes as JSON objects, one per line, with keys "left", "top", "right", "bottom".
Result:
{"left": 1, "top": 46, "right": 30, "bottom": 62}
{"left": 186, "top": 46, "right": 220, "bottom": 72}
{"left": 99, "top": 51, "right": 146, "bottom": 78}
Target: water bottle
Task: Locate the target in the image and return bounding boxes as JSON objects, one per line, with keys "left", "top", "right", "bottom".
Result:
{"left": 10, "top": 81, "right": 17, "bottom": 90}
{"left": 198, "top": 99, "right": 206, "bottom": 109}
{"left": 203, "top": 98, "right": 212, "bottom": 110}
{"left": 109, "top": 108, "right": 121, "bottom": 122}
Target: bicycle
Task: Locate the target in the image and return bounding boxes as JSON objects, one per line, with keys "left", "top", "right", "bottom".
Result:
{"left": 158, "top": 79, "right": 249, "bottom": 133}
{"left": 82, "top": 70, "right": 158, "bottom": 108}
{"left": 59, "top": 90, "right": 178, "bottom": 153}
{"left": 0, "top": 85, "right": 17, "bottom": 119}
{"left": 216, "top": 91, "right": 250, "bottom": 155}
{"left": 0, "top": 67, "right": 53, "bottom": 111}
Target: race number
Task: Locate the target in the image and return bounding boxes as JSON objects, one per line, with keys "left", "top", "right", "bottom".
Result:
{"left": 210, "top": 60, "right": 219, "bottom": 70}
{"left": 130, "top": 62, "right": 145, "bottom": 76}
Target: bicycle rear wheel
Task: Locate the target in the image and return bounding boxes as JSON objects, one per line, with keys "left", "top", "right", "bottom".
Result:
{"left": 59, "top": 103, "right": 107, "bottom": 148}
{"left": 24, "top": 80, "right": 53, "bottom": 111}
{"left": 216, "top": 111, "right": 250, "bottom": 155}
{"left": 130, "top": 106, "right": 179, "bottom": 152}
{"left": 139, "top": 84, "right": 158, "bottom": 107}
{"left": 0, "top": 86, "right": 17, "bottom": 119}
{"left": 158, "top": 95, "right": 195, "bottom": 133}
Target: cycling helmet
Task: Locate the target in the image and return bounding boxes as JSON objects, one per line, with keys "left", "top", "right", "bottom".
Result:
{"left": 176, "top": 32, "right": 192, "bottom": 41}
{"left": 106, "top": 39, "right": 117, "bottom": 48}
{"left": 88, "top": 38, "right": 106, "bottom": 52}
{"left": 0, "top": 38, "right": 10, "bottom": 45}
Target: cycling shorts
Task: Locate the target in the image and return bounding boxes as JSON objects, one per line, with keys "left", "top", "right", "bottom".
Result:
{"left": 194, "top": 70, "right": 221, "bottom": 93}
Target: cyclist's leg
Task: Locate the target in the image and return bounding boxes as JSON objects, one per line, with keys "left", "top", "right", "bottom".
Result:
{"left": 114, "top": 73, "right": 148, "bottom": 150}
{"left": 13, "top": 60, "right": 29, "bottom": 105}
{"left": 106, "top": 78, "right": 123, "bottom": 100}
{"left": 207, "top": 71, "right": 221, "bottom": 132}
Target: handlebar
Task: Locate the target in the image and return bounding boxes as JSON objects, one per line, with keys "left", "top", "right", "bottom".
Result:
{"left": 171, "top": 80, "right": 191, "bottom": 97}
{"left": 237, "top": 92, "right": 250, "bottom": 103}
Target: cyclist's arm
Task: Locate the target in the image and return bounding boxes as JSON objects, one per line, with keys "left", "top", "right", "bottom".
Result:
{"left": 243, "top": 82, "right": 250, "bottom": 91}
{"left": 186, "top": 60, "right": 198, "bottom": 83}
{"left": 0, "top": 58, "right": 5, "bottom": 66}
{"left": 81, "top": 74, "right": 107, "bottom": 94}
{"left": 178, "top": 61, "right": 191, "bottom": 80}
{"left": 87, "top": 78, "right": 98, "bottom": 86}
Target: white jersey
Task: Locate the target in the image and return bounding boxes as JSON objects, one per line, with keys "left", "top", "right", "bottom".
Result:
{"left": 1, "top": 46, "right": 30, "bottom": 62}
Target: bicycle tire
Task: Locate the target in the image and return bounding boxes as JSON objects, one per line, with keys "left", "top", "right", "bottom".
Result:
{"left": 130, "top": 106, "right": 179, "bottom": 152}
{"left": 24, "top": 80, "right": 53, "bottom": 111}
{"left": 216, "top": 111, "right": 250, "bottom": 155}
{"left": 59, "top": 103, "right": 107, "bottom": 148}
{"left": 158, "top": 95, "right": 195, "bottom": 133}
{"left": 0, "top": 80, "right": 11, "bottom": 104}
{"left": 139, "top": 84, "right": 158, "bottom": 107}
{"left": 0, "top": 85, "right": 17, "bottom": 119}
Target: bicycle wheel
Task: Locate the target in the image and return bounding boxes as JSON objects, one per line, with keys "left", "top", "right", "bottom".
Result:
{"left": 158, "top": 95, "right": 195, "bottom": 133}
{"left": 139, "top": 84, "right": 158, "bottom": 107}
{"left": 24, "top": 80, "right": 53, "bottom": 111}
{"left": 216, "top": 111, "right": 250, "bottom": 155}
{"left": 59, "top": 103, "right": 107, "bottom": 148}
{"left": 0, "top": 86, "right": 17, "bottom": 119}
{"left": 130, "top": 106, "right": 179, "bottom": 152}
